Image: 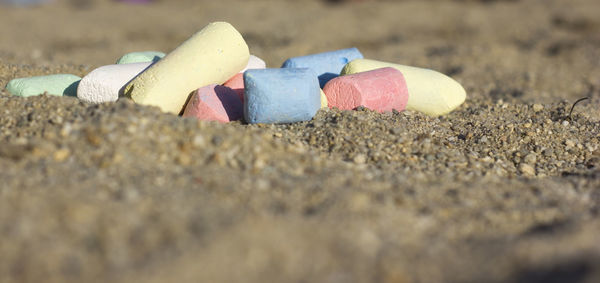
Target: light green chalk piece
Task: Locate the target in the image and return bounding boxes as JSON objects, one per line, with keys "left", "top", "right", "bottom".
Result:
{"left": 5, "top": 74, "right": 81, "bottom": 97}
{"left": 116, "top": 51, "right": 165, "bottom": 64}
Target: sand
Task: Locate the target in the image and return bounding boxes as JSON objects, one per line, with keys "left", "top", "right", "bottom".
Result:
{"left": 1, "top": 0, "right": 599, "bottom": 282}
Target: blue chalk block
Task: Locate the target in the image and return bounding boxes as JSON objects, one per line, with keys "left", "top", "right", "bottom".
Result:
{"left": 244, "top": 68, "right": 321, "bottom": 124}
{"left": 281, "top": 47, "right": 364, "bottom": 88}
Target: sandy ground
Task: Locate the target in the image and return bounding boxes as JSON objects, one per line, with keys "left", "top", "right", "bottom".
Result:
{"left": 1, "top": 0, "right": 600, "bottom": 282}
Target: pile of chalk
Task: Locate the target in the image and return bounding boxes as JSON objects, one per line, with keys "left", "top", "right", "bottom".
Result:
{"left": 4, "top": 22, "right": 466, "bottom": 124}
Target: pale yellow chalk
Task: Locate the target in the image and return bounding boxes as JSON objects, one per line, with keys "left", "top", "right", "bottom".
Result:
{"left": 320, "top": 89, "right": 328, "bottom": 108}
{"left": 341, "top": 59, "right": 466, "bottom": 116}
{"left": 123, "top": 22, "right": 250, "bottom": 114}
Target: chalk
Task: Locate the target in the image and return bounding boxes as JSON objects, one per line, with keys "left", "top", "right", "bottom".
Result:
{"left": 115, "top": 51, "right": 165, "bottom": 64}
{"left": 223, "top": 55, "right": 266, "bottom": 102}
{"left": 239, "top": 55, "right": 266, "bottom": 73}
{"left": 341, "top": 59, "right": 466, "bottom": 116}
{"left": 5, "top": 74, "right": 80, "bottom": 97}
{"left": 223, "top": 73, "right": 244, "bottom": 102}
{"left": 77, "top": 62, "right": 152, "bottom": 103}
{"left": 320, "top": 89, "right": 328, "bottom": 108}
{"left": 123, "top": 22, "right": 250, "bottom": 114}
{"left": 182, "top": 84, "right": 243, "bottom": 123}
{"left": 281, "top": 47, "right": 363, "bottom": 88}
{"left": 323, "top": 67, "right": 408, "bottom": 113}
{"left": 244, "top": 68, "right": 320, "bottom": 124}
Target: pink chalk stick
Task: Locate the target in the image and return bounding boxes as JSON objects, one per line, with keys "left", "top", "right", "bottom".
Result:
{"left": 223, "top": 73, "right": 244, "bottom": 102}
{"left": 323, "top": 67, "right": 408, "bottom": 113}
{"left": 182, "top": 84, "right": 243, "bottom": 123}
{"left": 222, "top": 55, "right": 265, "bottom": 102}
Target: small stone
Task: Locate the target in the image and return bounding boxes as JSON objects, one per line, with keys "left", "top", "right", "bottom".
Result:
{"left": 565, "top": 139, "right": 576, "bottom": 148}
{"left": 524, "top": 153, "right": 537, "bottom": 164}
{"left": 353, "top": 154, "right": 367, "bottom": 164}
{"left": 53, "top": 148, "right": 70, "bottom": 162}
{"left": 532, "top": 104, "right": 543, "bottom": 112}
{"left": 481, "top": 156, "right": 493, "bottom": 163}
{"left": 390, "top": 127, "right": 402, "bottom": 135}
{"left": 519, "top": 163, "right": 535, "bottom": 176}
{"left": 192, "top": 135, "right": 206, "bottom": 147}
{"left": 176, "top": 154, "right": 192, "bottom": 166}
{"left": 60, "top": 123, "right": 73, "bottom": 137}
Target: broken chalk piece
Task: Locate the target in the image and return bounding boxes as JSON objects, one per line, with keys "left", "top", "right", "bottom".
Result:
{"left": 323, "top": 67, "right": 408, "bottom": 113}
{"left": 281, "top": 47, "right": 363, "bottom": 88}
{"left": 182, "top": 84, "right": 243, "bottom": 123}
{"left": 223, "top": 73, "right": 244, "bottom": 102}
{"left": 320, "top": 89, "right": 328, "bottom": 108}
{"left": 244, "top": 68, "right": 320, "bottom": 124}
{"left": 115, "top": 51, "right": 165, "bottom": 64}
{"left": 123, "top": 22, "right": 250, "bottom": 114}
{"left": 77, "top": 62, "right": 152, "bottom": 103}
{"left": 5, "top": 74, "right": 81, "bottom": 97}
{"left": 239, "top": 55, "right": 266, "bottom": 73}
{"left": 341, "top": 59, "right": 466, "bottom": 116}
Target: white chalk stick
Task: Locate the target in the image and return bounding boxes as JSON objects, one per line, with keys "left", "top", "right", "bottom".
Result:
{"left": 123, "top": 22, "right": 250, "bottom": 114}
{"left": 77, "top": 62, "right": 152, "bottom": 103}
{"left": 239, "top": 55, "right": 266, "bottom": 73}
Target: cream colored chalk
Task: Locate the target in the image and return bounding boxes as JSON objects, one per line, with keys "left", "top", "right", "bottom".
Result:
{"left": 320, "top": 89, "right": 328, "bottom": 108}
{"left": 341, "top": 59, "right": 466, "bottom": 116}
{"left": 123, "top": 22, "right": 250, "bottom": 114}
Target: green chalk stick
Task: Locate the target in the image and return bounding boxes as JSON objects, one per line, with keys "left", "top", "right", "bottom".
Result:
{"left": 115, "top": 51, "right": 165, "bottom": 64}
{"left": 5, "top": 74, "right": 81, "bottom": 97}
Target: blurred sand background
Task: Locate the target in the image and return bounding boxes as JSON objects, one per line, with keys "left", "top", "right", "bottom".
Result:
{"left": 1, "top": 0, "right": 600, "bottom": 282}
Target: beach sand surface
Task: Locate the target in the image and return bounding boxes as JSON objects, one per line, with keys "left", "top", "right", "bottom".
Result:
{"left": 1, "top": 0, "right": 600, "bottom": 282}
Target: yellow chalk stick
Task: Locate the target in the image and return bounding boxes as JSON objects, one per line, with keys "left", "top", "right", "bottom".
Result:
{"left": 341, "top": 59, "right": 466, "bottom": 116}
{"left": 123, "top": 22, "right": 250, "bottom": 114}
{"left": 320, "top": 89, "right": 328, "bottom": 108}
